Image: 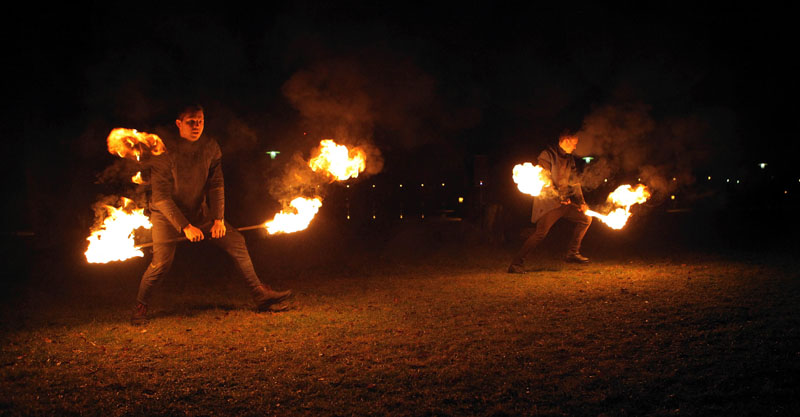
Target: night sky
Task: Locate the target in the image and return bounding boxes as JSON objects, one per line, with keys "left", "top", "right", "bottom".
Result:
{"left": 3, "top": 4, "right": 797, "bottom": 250}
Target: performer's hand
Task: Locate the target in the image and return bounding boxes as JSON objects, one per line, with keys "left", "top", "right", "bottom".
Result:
{"left": 580, "top": 203, "right": 588, "bottom": 213}
{"left": 183, "top": 224, "right": 204, "bottom": 242}
{"left": 211, "top": 219, "right": 226, "bottom": 239}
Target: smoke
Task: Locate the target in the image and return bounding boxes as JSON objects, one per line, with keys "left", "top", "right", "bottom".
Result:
{"left": 576, "top": 102, "right": 727, "bottom": 204}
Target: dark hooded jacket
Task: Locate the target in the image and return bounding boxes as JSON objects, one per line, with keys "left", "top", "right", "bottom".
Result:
{"left": 148, "top": 134, "right": 225, "bottom": 232}
{"left": 531, "top": 144, "right": 585, "bottom": 223}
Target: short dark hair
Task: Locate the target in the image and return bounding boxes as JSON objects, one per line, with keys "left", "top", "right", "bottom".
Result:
{"left": 177, "top": 104, "right": 204, "bottom": 120}
{"left": 558, "top": 132, "right": 578, "bottom": 143}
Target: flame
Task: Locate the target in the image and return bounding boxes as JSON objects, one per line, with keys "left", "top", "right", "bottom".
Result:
{"left": 309, "top": 140, "right": 366, "bottom": 181}
{"left": 585, "top": 184, "right": 650, "bottom": 229}
{"left": 512, "top": 163, "right": 552, "bottom": 196}
{"left": 263, "top": 197, "right": 323, "bottom": 235}
{"left": 85, "top": 198, "right": 152, "bottom": 263}
{"left": 132, "top": 171, "right": 143, "bottom": 184}
{"left": 107, "top": 128, "right": 166, "bottom": 161}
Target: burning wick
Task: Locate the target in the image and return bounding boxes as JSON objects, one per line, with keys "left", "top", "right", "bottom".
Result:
{"left": 264, "top": 197, "right": 323, "bottom": 235}
{"left": 512, "top": 163, "right": 552, "bottom": 197}
{"left": 308, "top": 139, "right": 366, "bottom": 181}
{"left": 85, "top": 197, "right": 152, "bottom": 263}
{"left": 585, "top": 184, "right": 650, "bottom": 230}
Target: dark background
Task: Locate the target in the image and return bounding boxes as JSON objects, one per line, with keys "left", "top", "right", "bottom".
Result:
{"left": 2, "top": 3, "right": 798, "bottom": 277}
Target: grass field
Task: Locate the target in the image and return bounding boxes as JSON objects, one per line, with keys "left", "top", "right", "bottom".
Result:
{"left": 1, "top": 221, "right": 799, "bottom": 416}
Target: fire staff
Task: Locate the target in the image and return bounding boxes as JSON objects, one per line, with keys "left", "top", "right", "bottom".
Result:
{"left": 131, "top": 104, "right": 291, "bottom": 325}
{"left": 508, "top": 133, "right": 592, "bottom": 273}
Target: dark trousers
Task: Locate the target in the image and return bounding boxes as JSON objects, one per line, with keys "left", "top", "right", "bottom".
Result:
{"left": 136, "top": 213, "right": 264, "bottom": 305}
{"left": 511, "top": 204, "right": 592, "bottom": 266}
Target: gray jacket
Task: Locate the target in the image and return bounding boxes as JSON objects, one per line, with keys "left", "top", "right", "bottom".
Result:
{"left": 531, "top": 145, "right": 585, "bottom": 223}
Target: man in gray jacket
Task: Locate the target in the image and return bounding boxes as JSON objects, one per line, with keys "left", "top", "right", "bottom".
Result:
{"left": 131, "top": 104, "right": 291, "bottom": 324}
{"left": 509, "top": 133, "right": 592, "bottom": 273}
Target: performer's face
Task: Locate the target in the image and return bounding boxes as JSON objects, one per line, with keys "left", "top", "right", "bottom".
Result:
{"left": 559, "top": 137, "right": 578, "bottom": 154}
{"left": 176, "top": 110, "right": 205, "bottom": 142}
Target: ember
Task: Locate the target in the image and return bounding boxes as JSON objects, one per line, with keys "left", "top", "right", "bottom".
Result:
{"left": 85, "top": 197, "right": 152, "bottom": 263}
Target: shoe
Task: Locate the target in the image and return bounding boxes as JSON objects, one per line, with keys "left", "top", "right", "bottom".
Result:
{"left": 130, "top": 303, "right": 148, "bottom": 325}
{"left": 565, "top": 253, "right": 590, "bottom": 264}
{"left": 507, "top": 264, "right": 526, "bottom": 274}
{"left": 253, "top": 285, "right": 293, "bottom": 311}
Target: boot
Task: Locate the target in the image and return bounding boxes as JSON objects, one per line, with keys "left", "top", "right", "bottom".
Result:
{"left": 253, "top": 285, "right": 292, "bottom": 311}
{"left": 130, "top": 303, "right": 148, "bottom": 325}
{"left": 565, "top": 253, "right": 590, "bottom": 264}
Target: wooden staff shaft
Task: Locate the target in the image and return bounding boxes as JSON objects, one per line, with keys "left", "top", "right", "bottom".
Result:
{"left": 134, "top": 224, "right": 266, "bottom": 249}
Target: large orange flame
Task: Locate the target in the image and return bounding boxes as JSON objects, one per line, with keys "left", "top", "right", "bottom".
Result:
{"left": 309, "top": 140, "right": 366, "bottom": 181}
{"left": 585, "top": 184, "right": 650, "bottom": 230}
{"left": 107, "top": 128, "right": 166, "bottom": 161}
{"left": 85, "top": 198, "right": 152, "bottom": 263}
{"left": 512, "top": 163, "right": 552, "bottom": 196}
{"left": 263, "top": 197, "right": 323, "bottom": 235}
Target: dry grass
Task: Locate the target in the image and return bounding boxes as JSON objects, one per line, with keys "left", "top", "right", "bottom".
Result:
{"left": 1, "top": 236, "right": 799, "bottom": 416}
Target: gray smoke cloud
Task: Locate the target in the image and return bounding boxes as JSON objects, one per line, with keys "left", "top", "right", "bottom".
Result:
{"left": 576, "top": 102, "right": 731, "bottom": 205}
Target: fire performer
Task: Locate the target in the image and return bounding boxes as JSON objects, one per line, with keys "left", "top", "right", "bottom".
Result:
{"left": 508, "top": 133, "right": 592, "bottom": 273}
{"left": 130, "top": 104, "right": 291, "bottom": 324}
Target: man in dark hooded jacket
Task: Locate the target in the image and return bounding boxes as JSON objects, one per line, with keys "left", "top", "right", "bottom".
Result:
{"left": 131, "top": 104, "right": 291, "bottom": 324}
{"left": 508, "top": 134, "right": 592, "bottom": 273}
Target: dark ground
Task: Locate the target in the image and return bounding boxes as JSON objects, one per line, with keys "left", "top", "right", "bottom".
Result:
{"left": 1, "top": 209, "right": 799, "bottom": 416}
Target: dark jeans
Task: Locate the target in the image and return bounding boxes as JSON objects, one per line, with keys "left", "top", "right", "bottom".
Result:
{"left": 511, "top": 203, "right": 592, "bottom": 266}
{"left": 136, "top": 213, "right": 264, "bottom": 305}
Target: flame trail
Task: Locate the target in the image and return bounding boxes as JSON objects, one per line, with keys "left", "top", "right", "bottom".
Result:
{"left": 309, "top": 139, "right": 366, "bottom": 181}
{"left": 512, "top": 163, "right": 552, "bottom": 196}
{"left": 85, "top": 197, "right": 152, "bottom": 263}
{"left": 107, "top": 128, "right": 166, "bottom": 161}
{"left": 263, "top": 197, "right": 323, "bottom": 235}
{"left": 585, "top": 184, "right": 650, "bottom": 229}
{"left": 264, "top": 140, "right": 367, "bottom": 234}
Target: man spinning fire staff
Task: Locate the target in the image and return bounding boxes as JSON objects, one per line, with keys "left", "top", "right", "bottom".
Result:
{"left": 508, "top": 133, "right": 592, "bottom": 274}
{"left": 130, "top": 104, "right": 291, "bottom": 325}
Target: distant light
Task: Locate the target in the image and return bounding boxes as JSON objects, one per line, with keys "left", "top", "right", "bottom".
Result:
{"left": 582, "top": 157, "right": 594, "bottom": 164}
{"left": 372, "top": 215, "right": 376, "bottom": 220}
{"left": 604, "top": 178, "right": 608, "bottom": 183}
{"left": 441, "top": 182, "right": 445, "bottom": 187}
{"left": 346, "top": 184, "right": 350, "bottom": 188}
{"left": 637, "top": 178, "right": 641, "bottom": 182}
{"left": 421, "top": 183, "right": 425, "bottom": 187}
{"left": 421, "top": 214, "right": 425, "bottom": 219}
{"left": 785, "top": 190, "right": 789, "bottom": 195}
{"left": 726, "top": 179, "right": 730, "bottom": 183}
{"left": 479, "top": 181, "right": 484, "bottom": 186}
{"left": 670, "top": 195, "right": 676, "bottom": 200}
{"left": 372, "top": 184, "right": 376, "bottom": 188}
{"left": 759, "top": 162, "right": 767, "bottom": 169}
{"left": 346, "top": 215, "right": 350, "bottom": 220}
{"left": 736, "top": 180, "right": 740, "bottom": 184}
{"left": 266, "top": 151, "right": 280, "bottom": 160}
{"left": 400, "top": 214, "right": 404, "bottom": 219}
{"left": 672, "top": 177, "right": 677, "bottom": 181}
{"left": 303, "top": 132, "right": 307, "bottom": 136}
{"left": 399, "top": 184, "right": 403, "bottom": 188}
{"left": 458, "top": 197, "right": 464, "bottom": 203}
{"left": 707, "top": 176, "right": 712, "bottom": 181}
